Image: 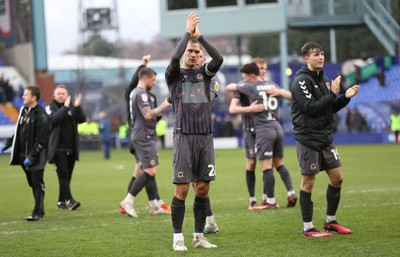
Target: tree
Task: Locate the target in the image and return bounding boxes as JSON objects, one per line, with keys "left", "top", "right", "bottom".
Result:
{"left": 78, "top": 33, "right": 119, "bottom": 57}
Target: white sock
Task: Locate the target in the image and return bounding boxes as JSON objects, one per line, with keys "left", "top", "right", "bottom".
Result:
{"left": 250, "top": 197, "right": 256, "bottom": 203}
{"left": 193, "top": 232, "right": 203, "bottom": 239}
{"left": 124, "top": 193, "right": 135, "bottom": 204}
{"left": 206, "top": 215, "right": 215, "bottom": 225}
{"left": 150, "top": 199, "right": 159, "bottom": 208}
{"left": 303, "top": 222, "right": 314, "bottom": 231}
{"left": 325, "top": 215, "right": 336, "bottom": 223}
{"left": 173, "top": 233, "right": 184, "bottom": 242}
{"left": 287, "top": 190, "right": 296, "bottom": 197}
{"left": 262, "top": 193, "right": 267, "bottom": 201}
{"left": 158, "top": 199, "right": 165, "bottom": 205}
{"left": 266, "top": 197, "right": 276, "bottom": 204}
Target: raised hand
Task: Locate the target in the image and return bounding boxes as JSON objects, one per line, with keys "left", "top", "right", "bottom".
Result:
{"left": 345, "top": 84, "right": 361, "bottom": 99}
{"left": 330, "top": 75, "right": 341, "bottom": 95}
{"left": 193, "top": 25, "right": 201, "bottom": 39}
{"left": 74, "top": 93, "right": 82, "bottom": 107}
{"left": 64, "top": 95, "right": 71, "bottom": 108}
{"left": 186, "top": 12, "right": 201, "bottom": 35}
{"left": 142, "top": 55, "right": 151, "bottom": 66}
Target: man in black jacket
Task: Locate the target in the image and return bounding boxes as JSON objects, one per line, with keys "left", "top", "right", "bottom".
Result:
{"left": 290, "top": 42, "right": 360, "bottom": 237}
{"left": 46, "top": 84, "right": 86, "bottom": 211}
{"left": 0, "top": 86, "right": 49, "bottom": 221}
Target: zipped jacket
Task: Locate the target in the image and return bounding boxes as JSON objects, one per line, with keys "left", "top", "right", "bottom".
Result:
{"left": 4, "top": 105, "right": 49, "bottom": 170}
{"left": 290, "top": 66, "right": 350, "bottom": 151}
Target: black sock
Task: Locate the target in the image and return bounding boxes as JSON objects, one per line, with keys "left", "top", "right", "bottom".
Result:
{"left": 127, "top": 176, "right": 135, "bottom": 193}
{"left": 145, "top": 175, "right": 158, "bottom": 201}
{"left": 128, "top": 172, "right": 151, "bottom": 197}
{"left": 326, "top": 184, "right": 341, "bottom": 216}
{"left": 276, "top": 165, "right": 293, "bottom": 192}
{"left": 193, "top": 196, "right": 208, "bottom": 233}
{"left": 300, "top": 190, "right": 313, "bottom": 222}
{"left": 246, "top": 170, "right": 256, "bottom": 197}
{"left": 171, "top": 196, "right": 185, "bottom": 233}
{"left": 206, "top": 197, "right": 213, "bottom": 217}
{"left": 263, "top": 169, "right": 275, "bottom": 198}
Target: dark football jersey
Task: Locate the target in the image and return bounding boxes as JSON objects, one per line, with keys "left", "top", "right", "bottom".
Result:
{"left": 236, "top": 80, "right": 280, "bottom": 130}
{"left": 232, "top": 91, "right": 254, "bottom": 131}
{"left": 129, "top": 87, "right": 157, "bottom": 139}
{"left": 166, "top": 65, "right": 216, "bottom": 134}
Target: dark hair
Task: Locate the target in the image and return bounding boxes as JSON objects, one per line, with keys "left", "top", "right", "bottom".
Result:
{"left": 240, "top": 63, "right": 260, "bottom": 76}
{"left": 189, "top": 37, "right": 200, "bottom": 45}
{"left": 25, "top": 86, "right": 41, "bottom": 101}
{"left": 301, "top": 42, "right": 324, "bottom": 57}
{"left": 139, "top": 67, "right": 157, "bottom": 79}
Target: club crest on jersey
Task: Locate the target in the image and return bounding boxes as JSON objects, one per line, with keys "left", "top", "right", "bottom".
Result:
{"left": 214, "top": 82, "right": 219, "bottom": 92}
{"left": 141, "top": 93, "right": 148, "bottom": 102}
{"left": 150, "top": 160, "right": 156, "bottom": 166}
{"left": 196, "top": 74, "right": 204, "bottom": 81}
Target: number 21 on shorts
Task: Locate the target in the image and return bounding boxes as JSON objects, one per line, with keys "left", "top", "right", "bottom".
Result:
{"left": 208, "top": 164, "right": 216, "bottom": 177}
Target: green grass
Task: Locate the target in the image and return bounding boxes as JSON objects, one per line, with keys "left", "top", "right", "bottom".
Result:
{"left": 1, "top": 144, "right": 399, "bottom": 257}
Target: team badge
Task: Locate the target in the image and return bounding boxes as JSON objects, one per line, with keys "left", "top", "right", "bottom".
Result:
{"left": 310, "top": 163, "right": 317, "bottom": 171}
{"left": 214, "top": 82, "right": 219, "bottom": 92}
{"left": 176, "top": 171, "right": 185, "bottom": 179}
{"left": 141, "top": 93, "right": 148, "bottom": 102}
{"left": 150, "top": 160, "right": 156, "bottom": 166}
{"left": 238, "top": 82, "right": 245, "bottom": 87}
{"left": 196, "top": 74, "right": 204, "bottom": 81}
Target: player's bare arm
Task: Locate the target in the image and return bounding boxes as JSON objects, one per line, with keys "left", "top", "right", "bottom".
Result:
{"left": 267, "top": 86, "right": 292, "bottom": 100}
{"left": 140, "top": 99, "right": 171, "bottom": 121}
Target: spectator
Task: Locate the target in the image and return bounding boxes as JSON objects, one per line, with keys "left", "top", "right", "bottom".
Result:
{"left": 0, "top": 86, "right": 49, "bottom": 221}
{"left": 156, "top": 116, "right": 168, "bottom": 149}
{"left": 98, "top": 111, "right": 112, "bottom": 160}
{"left": 350, "top": 108, "right": 368, "bottom": 133}
{"left": 391, "top": 110, "right": 400, "bottom": 143}
{"left": 46, "top": 84, "right": 86, "bottom": 211}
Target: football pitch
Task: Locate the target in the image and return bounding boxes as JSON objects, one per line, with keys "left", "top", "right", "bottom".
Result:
{"left": 0, "top": 144, "right": 399, "bottom": 257}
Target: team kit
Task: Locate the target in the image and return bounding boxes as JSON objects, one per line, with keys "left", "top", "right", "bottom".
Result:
{"left": 1, "top": 13, "right": 360, "bottom": 251}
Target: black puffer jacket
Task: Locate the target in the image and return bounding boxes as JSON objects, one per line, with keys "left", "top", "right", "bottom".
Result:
{"left": 5, "top": 105, "right": 49, "bottom": 170}
{"left": 290, "top": 66, "right": 350, "bottom": 151}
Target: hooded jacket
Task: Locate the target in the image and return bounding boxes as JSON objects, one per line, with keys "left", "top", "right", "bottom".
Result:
{"left": 5, "top": 105, "right": 49, "bottom": 170}
{"left": 290, "top": 66, "right": 350, "bottom": 151}
{"left": 46, "top": 100, "right": 86, "bottom": 162}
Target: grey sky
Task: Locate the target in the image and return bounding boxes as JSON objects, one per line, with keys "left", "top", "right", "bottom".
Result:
{"left": 44, "top": 0, "right": 160, "bottom": 56}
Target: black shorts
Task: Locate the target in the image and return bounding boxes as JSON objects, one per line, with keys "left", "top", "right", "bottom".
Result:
{"left": 131, "top": 137, "right": 159, "bottom": 169}
{"left": 243, "top": 130, "right": 256, "bottom": 159}
{"left": 172, "top": 133, "right": 216, "bottom": 183}
{"left": 295, "top": 141, "right": 341, "bottom": 175}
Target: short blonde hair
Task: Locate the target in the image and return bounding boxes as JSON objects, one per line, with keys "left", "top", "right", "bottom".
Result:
{"left": 252, "top": 57, "right": 267, "bottom": 66}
